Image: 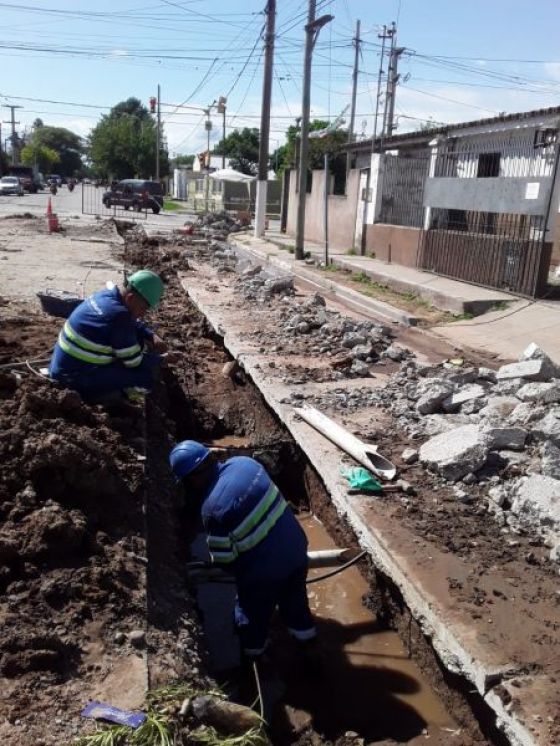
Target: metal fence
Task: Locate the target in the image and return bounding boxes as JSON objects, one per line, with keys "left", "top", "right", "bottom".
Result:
{"left": 419, "top": 209, "right": 547, "bottom": 296}
{"left": 378, "top": 153, "right": 429, "bottom": 227}
{"left": 81, "top": 184, "right": 148, "bottom": 220}
{"left": 434, "top": 129, "right": 557, "bottom": 179}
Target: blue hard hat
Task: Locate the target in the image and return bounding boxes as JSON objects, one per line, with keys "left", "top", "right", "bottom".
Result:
{"left": 169, "top": 440, "right": 211, "bottom": 479}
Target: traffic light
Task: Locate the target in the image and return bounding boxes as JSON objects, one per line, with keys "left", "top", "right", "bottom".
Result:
{"left": 149, "top": 97, "right": 157, "bottom": 114}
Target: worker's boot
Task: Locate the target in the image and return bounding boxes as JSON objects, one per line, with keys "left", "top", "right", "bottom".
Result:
{"left": 296, "top": 637, "right": 325, "bottom": 678}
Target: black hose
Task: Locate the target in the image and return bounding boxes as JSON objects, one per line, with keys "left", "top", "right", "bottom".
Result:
{"left": 306, "top": 550, "right": 367, "bottom": 585}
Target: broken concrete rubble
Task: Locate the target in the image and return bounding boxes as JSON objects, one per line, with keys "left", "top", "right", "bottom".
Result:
{"left": 510, "top": 475, "right": 560, "bottom": 541}
{"left": 419, "top": 424, "right": 490, "bottom": 481}
{"left": 442, "top": 383, "right": 486, "bottom": 413}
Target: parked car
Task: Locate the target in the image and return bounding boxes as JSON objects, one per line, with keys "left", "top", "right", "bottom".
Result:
{"left": 48, "top": 175, "right": 63, "bottom": 186}
{"left": 7, "top": 166, "right": 40, "bottom": 193}
{"left": 0, "top": 176, "right": 24, "bottom": 196}
{"left": 102, "top": 179, "right": 163, "bottom": 214}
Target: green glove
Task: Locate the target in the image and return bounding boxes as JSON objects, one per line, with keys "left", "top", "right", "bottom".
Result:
{"left": 341, "top": 467, "right": 382, "bottom": 494}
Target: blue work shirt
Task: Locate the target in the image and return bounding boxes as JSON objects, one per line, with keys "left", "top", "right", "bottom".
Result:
{"left": 49, "top": 286, "right": 159, "bottom": 380}
{"left": 201, "top": 456, "right": 308, "bottom": 581}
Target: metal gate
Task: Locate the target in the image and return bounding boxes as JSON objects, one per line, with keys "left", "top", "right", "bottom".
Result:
{"left": 81, "top": 184, "right": 148, "bottom": 220}
{"left": 419, "top": 209, "right": 547, "bottom": 296}
{"left": 418, "top": 132, "right": 559, "bottom": 297}
{"left": 378, "top": 153, "right": 429, "bottom": 227}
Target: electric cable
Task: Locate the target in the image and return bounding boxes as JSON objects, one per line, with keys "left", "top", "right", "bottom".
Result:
{"left": 252, "top": 662, "right": 265, "bottom": 720}
{"left": 306, "top": 550, "right": 367, "bottom": 585}
{"left": 0, "top": 357, "right": 51, "bottom": 369}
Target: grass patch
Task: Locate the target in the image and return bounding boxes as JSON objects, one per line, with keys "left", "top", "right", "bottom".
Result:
{"left": 346, "top": 247, "right": 357, "bottom": 255}
{"left": 163, "top": 199, "right": 186, "bottom": 212}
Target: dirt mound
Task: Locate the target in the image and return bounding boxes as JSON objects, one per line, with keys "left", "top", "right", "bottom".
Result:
{"left": 0, "top": 354, "right": 147, "bottom": 744}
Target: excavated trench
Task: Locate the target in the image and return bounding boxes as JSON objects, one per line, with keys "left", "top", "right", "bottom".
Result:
{"left": 137, "top": 256, "right": 508, "bottom": 745}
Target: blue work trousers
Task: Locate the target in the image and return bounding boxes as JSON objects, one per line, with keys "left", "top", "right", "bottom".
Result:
{"left": 235, "top": 563, "right": 316, "bottom": 657}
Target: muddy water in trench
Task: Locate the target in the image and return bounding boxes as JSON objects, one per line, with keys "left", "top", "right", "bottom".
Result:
{"left": 194, "top": 510, "right": 457, "bottom": 743}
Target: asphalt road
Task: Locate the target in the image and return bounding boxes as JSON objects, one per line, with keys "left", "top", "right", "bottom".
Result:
{"left": 0, "top": 184, "right": 190, "bottom": 230}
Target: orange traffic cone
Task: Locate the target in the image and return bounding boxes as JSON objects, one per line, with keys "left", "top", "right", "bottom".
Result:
{"left": 46, "top": 196, "right": 59, "bottom": 232}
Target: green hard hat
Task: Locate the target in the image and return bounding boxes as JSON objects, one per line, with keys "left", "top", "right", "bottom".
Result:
{"left": 127, "top": 270, "right": 164, "bottom": 308}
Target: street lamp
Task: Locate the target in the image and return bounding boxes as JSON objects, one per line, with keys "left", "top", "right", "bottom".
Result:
{"left": 295, "top": 4, "right": 334, "bottom": 260}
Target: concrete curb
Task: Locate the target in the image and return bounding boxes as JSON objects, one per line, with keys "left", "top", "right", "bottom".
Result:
{"left": 180, "top": 271, "right": 551, "bottom": 746}
{"left": 229, "top": 237, "right": 418, "bottom": 326}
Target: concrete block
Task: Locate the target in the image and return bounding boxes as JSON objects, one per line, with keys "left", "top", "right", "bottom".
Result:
{"left": 510, "top": 475, "right": 560, "bottom": 540}
{"left": 516, "top": 381, "right": 560, "bottom": 404}
{"left": 483, "top": 427, "right": 527, "bottom": 451}
{"left": 509, "top": 402, "right": 546, "bottom": 427}
{"left": 442, "top": 384, "right": 486, "bottom": 413}
{"left": 419, "top": 424, "right": 489, "bottom": 481}
{"left": 401, "top": 448, "right": 419, "bottom": 464}
{"left": 416, "top": 379, "right": 455, "bottom": 415}
{"left": 477, "top": 367, "right": 498, "bottom": 383}
{"left": 530, "top": 411, "right": 560, "bottom": 445}
{"left": 478, "top": 396, "right": 519, "bottom": 423}
{"left": 496, "top": 359, "right": 556, "bottom": 382}
{"left": 540, "top": 441, "right": 560, "bottom": 480}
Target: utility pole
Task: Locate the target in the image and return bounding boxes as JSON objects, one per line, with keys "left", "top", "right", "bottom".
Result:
{"left": 156, "top": 84, "right": 161, "bottom": 181}
{"left": 3, "top": 105, "right": 22, "bottom": 165}
{"left": 204, "top": 110, "right": 212, "bottom": 213}
{"left": 348, "top": 19, "right": 361, "bottom": 144}
{"left": 217, "top": 96, "right": 227, "bottom": 169}
{"left": 385, "top": 44, "right": 405, "bottom": 137}
{"left": 295, "top": 2, "right": 333, "bottom": 260}
{"left": 255, "top": 0, "right": 276, "bottom": 238}
{"left": 346, "top": 19, "right": 361, "bottom": 174}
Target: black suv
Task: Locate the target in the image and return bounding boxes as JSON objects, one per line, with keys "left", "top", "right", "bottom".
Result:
{"left": 102, "top": 179, "right": 164, "bottom": 214}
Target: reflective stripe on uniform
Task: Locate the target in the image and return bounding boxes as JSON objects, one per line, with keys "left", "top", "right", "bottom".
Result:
{"left": 115, "top": 343, "right": 142, "bottom": 358}
{"left": 206, "top": 482, "right": 288, "bottom": 564}
{"left": 63, "top": 321, "right": 113, "bottom": 355}
{"left": 58, "top": 332, "right": 113, "bottom": 365}
{"left": 122, "top": 354, "right": 143, "bottom": 368}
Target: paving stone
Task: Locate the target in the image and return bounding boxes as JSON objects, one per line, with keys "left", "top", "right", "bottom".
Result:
{"left": 419, "top": 424, "right": 489, "bottom": 481}
{"left": 516, "top": 381, "right": 560, "bottom": 404}
{"left": 510, "top": 475, "right": 560, "bottom": 540}
{"left": 442, "top": 384, "right": 486, "bottom": 413}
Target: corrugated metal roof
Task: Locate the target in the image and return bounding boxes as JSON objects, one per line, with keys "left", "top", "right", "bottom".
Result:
{"left": 347, "top": 104, "right": 560, "bottom": 153}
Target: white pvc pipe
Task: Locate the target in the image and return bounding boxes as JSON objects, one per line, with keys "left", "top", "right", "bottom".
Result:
{"left": 296, "top": 405, "right": 396, "bottom": 481}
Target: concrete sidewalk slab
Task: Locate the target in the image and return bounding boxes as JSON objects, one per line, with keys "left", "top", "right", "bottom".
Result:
{"left": 265, "top": 230, "right": 512, "bottom": 315}
{"left": 432, "top": 300, "right": 560, "bottom": 364}
{"left": 230, "top": 234, "right": 418, "bottom": 325}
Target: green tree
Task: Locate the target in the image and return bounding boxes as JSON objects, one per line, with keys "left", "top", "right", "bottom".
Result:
{"left": 21, "top": 143, "right": 60, "bottom": 173}
{"left": 214, "top": 127, "right": 260, "bottom": 175}
{"left": 31, "top": 125, "right": 84, "bottom": 176}
{"left": 88, "top": 97, "right": 168, "bottom": 180}
{"left": 272, "top": 119, "right": 348, "bottom": 192}
{"left": 0, "top": 147, "right": 8, "bottom": 176}
{"left": 171, "top": 154, "right": 195, "bottom": 169}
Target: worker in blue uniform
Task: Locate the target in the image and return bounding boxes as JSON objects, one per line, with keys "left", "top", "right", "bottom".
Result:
{"left": 49, "top": 269, "right": 169, "bottom": 402}
{"left": 169, "top": 441, "right": 317, "bottom": 660}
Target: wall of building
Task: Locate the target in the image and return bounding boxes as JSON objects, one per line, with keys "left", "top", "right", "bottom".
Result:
{"left": 365, "top": 224, "right": 422, "bottom": 267}
{"left": 286, "top": 169, "right": 359, "bottom": 249}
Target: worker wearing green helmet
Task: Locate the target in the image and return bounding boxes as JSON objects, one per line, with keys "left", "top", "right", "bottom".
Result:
{"left": 49, "top": 269, "right": 175, "bottom": 402}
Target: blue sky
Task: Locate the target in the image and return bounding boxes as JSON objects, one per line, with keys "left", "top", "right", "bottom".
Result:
{"left": 2, "top": 0, "right": 560, "bottom": 156}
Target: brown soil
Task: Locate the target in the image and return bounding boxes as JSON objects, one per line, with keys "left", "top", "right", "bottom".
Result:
{"left": 2, "top": 220, "right": 554, "bottom": 746}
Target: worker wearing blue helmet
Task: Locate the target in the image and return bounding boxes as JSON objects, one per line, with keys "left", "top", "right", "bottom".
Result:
{"left": 170, "top": 440, "right": 316, "bottom": 660}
